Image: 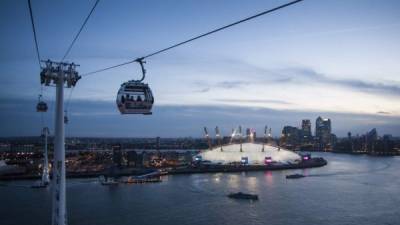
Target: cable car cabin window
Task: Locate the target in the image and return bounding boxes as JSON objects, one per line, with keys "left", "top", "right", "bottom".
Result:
{"left": 117, "top": 81, "right": 153, "bottom": 115}
{"left": 124, "top": 92, "right": 146, "bottom": 102}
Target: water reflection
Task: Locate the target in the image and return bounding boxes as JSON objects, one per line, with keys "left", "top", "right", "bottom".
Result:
{"left": 227, "top": 174, "right": 240, "bottom": 189}
{"left": 264, "top": 171, "right": 274, "bottom": 186}
{"left": 246, "top": 176, "right": 259, "bottom": 192}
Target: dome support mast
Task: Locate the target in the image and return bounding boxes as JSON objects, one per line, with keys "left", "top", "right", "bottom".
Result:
{"left": 215, "top": 126, "right": 223, "bottom": 152}
{"left": 239, "top": 126, "right": 243, "bottom": 152}
{"left": 262, "top": 126, "right": 267, "bottom": 152}
{"left": 204, "top": 127, "right": 212, "bottom": 150}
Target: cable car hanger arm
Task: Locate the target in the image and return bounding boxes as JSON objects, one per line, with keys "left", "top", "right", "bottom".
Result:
{"left": 135, "top": 57, "right": 146, "bottom": 82}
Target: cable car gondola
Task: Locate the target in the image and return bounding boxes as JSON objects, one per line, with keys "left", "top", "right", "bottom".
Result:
{"left": 36, "top": 95, "right": 48, "bottom": 112}
{"left": 64, "top": 110, "right": 69, "bottom": 124}
{"left": 116, "top": 58, "right": 154, "bottom": 115}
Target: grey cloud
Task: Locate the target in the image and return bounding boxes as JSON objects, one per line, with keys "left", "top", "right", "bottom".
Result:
{"left": 279, "top": 67, "right": 400, "bottom": 96}
{"left": 192, "top": 79, "right": 250, "bottom": 93}
{"left": 214, "top": 98, "right": 293, "bottom": 105}
{"left": 215, "top": 80, "right": 250, "bottom": 89}
{"left": 207, "top": 58, "right": 400, "bottom": 97}
{"left": 195, "top": 87, "right": 211, "bottom": 93}
{"left": 191, "top": 58, "right": 400, "bottom": 98}
{"left": 1, "top": 98, "right": 399, "bottom": 137}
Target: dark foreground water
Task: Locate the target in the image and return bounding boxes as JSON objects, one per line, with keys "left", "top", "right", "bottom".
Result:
{"left": 1, "top": 153, "right": 399, "bottom": 225}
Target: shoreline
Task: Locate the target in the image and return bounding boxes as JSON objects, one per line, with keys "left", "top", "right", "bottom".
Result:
{"left": 297, "top": 150, "right": 400, "bottom": 156}
{"left": 169, "top": 157, "right": 327, "bottom": 175}
{"left": 0, "top": 158, "right": 327, "bottom": 181}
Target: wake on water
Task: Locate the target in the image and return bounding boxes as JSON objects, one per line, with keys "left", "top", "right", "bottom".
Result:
{"left": 307, "top": 161, "right": 391, "bottom": 177}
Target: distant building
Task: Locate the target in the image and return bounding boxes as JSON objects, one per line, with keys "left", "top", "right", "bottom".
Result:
{"left": 334, "top": 129, "right": 397, "bottom": 155}
{"left": 198, "top": 143, "right": 301, "bottom": 165}
{"left": 301, "top": 119, "right": 312, "bottom": 143}
{"left": 246, "top": 128, "right": 251, "bottom": 141}
{"left": 112, "top": 145, "right": 122, "bottom": 167}
{"left": 371, "top": 134, "right": 395, "bottom": 155}
{"left": 126, "top": 150, "right": 137, "bottom": 167}
{"left": 365, "top": 128, "right": 378, "bottom": 153}
{"left": 315, "top": 116, "right": 332, "bottom": 150}
{"left": 281, "top": 126, "right": 300, "bottom": 149}
{"left": 156, "top": 137, "right": 160, "bottom": 150}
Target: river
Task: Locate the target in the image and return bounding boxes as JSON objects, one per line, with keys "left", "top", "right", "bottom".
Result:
{"left": 1, "top": 152, "right": 399, "bottom": 225}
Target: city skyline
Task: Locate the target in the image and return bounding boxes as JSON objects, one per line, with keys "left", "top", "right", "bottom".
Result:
{"left": 1, "top": 97, "right": 398, "bottom": 137}
{"left": 1, "top": 2, "right": 399, "bottom": 225}
{"left": 1, "top": 0, "right": 400, "bottom": 137}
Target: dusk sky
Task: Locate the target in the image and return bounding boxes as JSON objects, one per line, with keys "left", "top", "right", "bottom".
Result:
{"left": 1, "top": 0, "right": 400, "bottom": 137}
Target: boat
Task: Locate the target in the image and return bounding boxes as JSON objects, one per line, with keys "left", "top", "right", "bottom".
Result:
{"left": 125, "top": 176, "right": 162, "bottom": 184}
{"left": 99, "top": 175, "right": 119, "bottom": 185}
{"left": 286, "top": 173, "right": 306, "bottom": 179}
{"left": 101, "top": 179, "right": 119, "bottom": 185}
{"left": 227, "top": 192, "right": 258, "bottom": 200}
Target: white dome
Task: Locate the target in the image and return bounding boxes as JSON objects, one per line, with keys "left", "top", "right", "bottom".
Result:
{"left": 199, "top": 143, "right": 301, "bottom": 164}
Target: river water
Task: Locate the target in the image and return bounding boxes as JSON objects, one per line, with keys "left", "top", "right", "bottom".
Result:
{"left": 1, "top": 152, "right": 399, "bottom": 225}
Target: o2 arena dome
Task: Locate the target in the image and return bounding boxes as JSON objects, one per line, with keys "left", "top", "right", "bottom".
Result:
{"left": 197, "top": 143, "right": 301, "bottom": 165}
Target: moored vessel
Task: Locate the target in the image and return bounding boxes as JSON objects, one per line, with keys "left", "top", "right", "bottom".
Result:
{"left": 227, "top": 192, "right": 258, "bottom": 200}
{"left": 286, "top": 173, "right": 306, "bottom": 179}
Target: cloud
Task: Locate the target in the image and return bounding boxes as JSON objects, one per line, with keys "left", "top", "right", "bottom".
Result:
{"left": 279, "top": 67, "right": 400, "bottom": 96}
{"left": 377, "top": 111, "right": 391, "bottom": 115}
{"left": 191, "top": 58, "right": 400, "bottom": 98}
{"left": 191, "top": 79, "right": 251, "bottom": 93}
{"left": 214, "top": 98, "right": 293, "bottom": 105}
{"left": 208, "top": 58, "right": 400, "bottom": 97}
{"left": 215, "top": 80, "right": 250, "bottom": 89}
{"left": 195, "top": 87, "right": 211, "bottom": 93}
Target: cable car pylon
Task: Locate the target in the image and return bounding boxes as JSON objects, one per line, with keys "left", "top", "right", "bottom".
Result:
{"left": 40, "top": 59, "right": 80, "bottom": 225}
{"left": 41, "top": 127, "right": 50, "bottom": 185}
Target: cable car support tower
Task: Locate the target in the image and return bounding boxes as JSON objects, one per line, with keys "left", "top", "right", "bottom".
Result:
{"left": 41, "top": 127, "right": 50, "bottom": 185}
{"left": 40, "top": 60, "right": 80, "bottom": 225}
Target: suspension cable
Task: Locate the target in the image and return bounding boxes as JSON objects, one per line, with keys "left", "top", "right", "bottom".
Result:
{"left": 28, "top": 0, "right": 42, "bottom": 68}
{"left": 28, "top": 0, "right": 46, "bottom": 129}
{"left": 61, "top": 0, "right": 100, "bottom": 62}
{"left": 62, "top": 0, "right": 100, "bottom": 116}
{"left": 81, "top": 0, "right": 303, "bottom": 77}
{"left": 65, "top": 87, "right": 75, "bottom": 113}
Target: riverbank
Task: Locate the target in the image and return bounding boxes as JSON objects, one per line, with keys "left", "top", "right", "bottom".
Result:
{"left": 0, "top": 157, "right": 327, "bottom": 181}
{"left": 298, "top": 150, "right": 400, "bottom": 156}
{"left": 170, "top": 157, "right": 327, "bottom": 174}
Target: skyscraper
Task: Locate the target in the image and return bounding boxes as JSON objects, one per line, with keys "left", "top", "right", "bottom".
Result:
{"left": 365, "top": 128, "right": 378, "bottom": 153}
{"left": 281, "top": 126, "right": 300, "bottom": 148}
{"left": 301, "top": 119, "right": 312, "bottom": 143}
{"left": 315, "top": 116, "right": 332, "bottom": 149}
{"left": 112, "top": 144, "right": 123, "bottom": 167}
{"left": 246, "top": 128, "right": 251, "bottom": 140}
